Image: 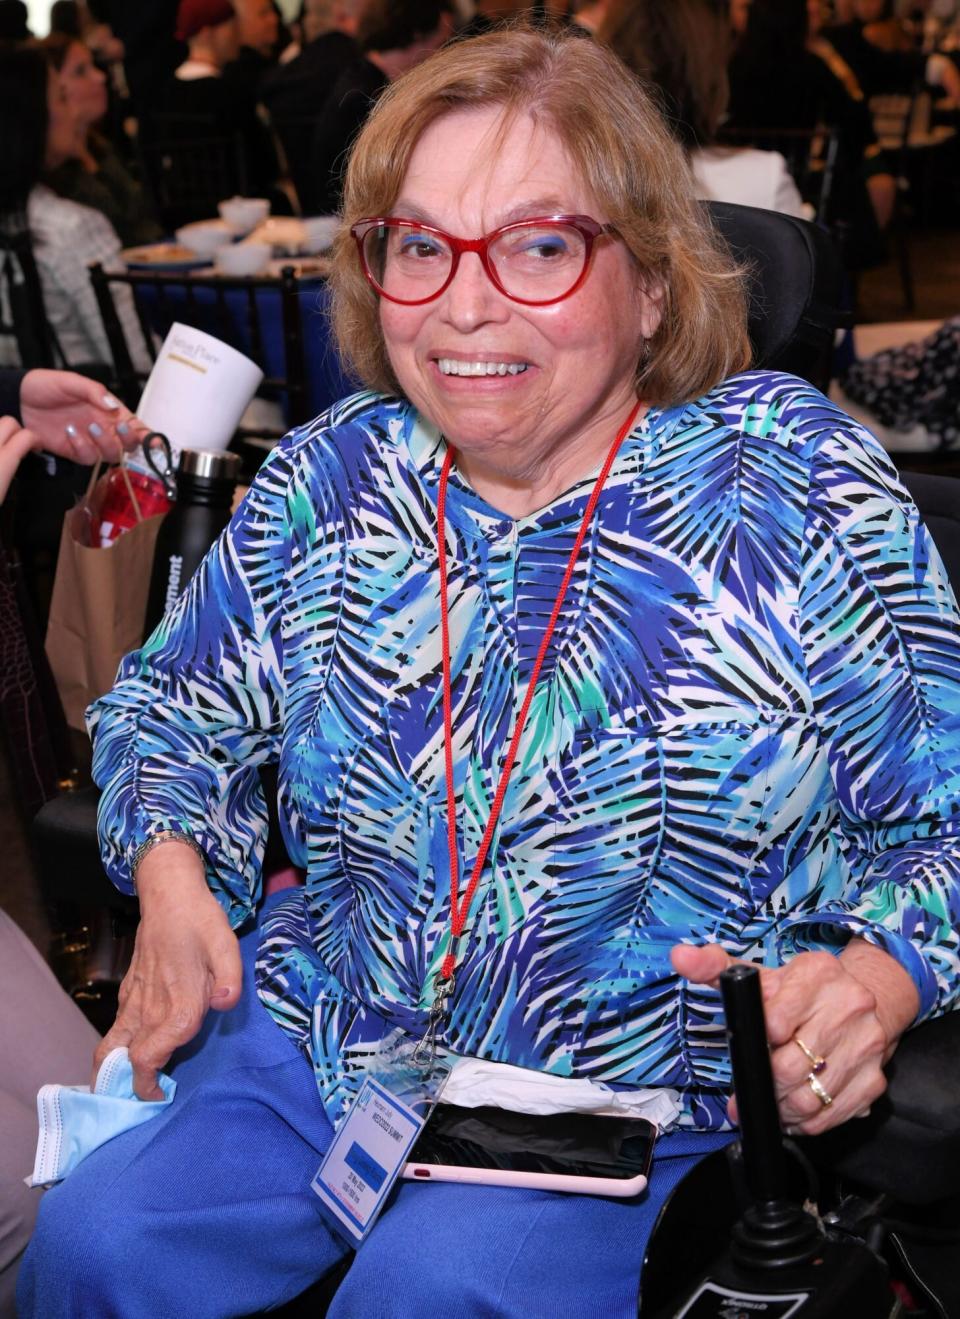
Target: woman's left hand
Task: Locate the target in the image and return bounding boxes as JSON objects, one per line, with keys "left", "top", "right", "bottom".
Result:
{"left": 671, "top": 938, "right": 920, "bottom": 1135}
{"left": 19, "top": 369, "right": 145, "bottom": 465}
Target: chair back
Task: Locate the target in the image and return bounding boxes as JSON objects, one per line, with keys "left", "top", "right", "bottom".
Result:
{"left": 704, "top": 201, "right": 846, "bottom": 393}
{"left": 89, "top": 261, "right": 332, "bottom": 469}
{"left": 869, "top": 89, "right": 928, "bottom": 155}
{"left": 269, "top": 112, "right": 318, "bottom": 215}
{"left": 715, "top": 124, "right": 841, "bottom": 224}
{"left": 0, "top": 225, "right": 63, "bottom": 369}
{"left": 139, "top": 113, "right": 249, "bottom": 231}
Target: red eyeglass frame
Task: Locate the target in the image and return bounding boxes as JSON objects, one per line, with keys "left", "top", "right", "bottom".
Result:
{"left": 350, "top": 214, "right": 618, "bottom": 307}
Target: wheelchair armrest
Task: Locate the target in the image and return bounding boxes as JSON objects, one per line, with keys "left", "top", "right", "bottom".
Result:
{"left": 32, "top": 784, "right": 138, "bottom": 915}
{"left": 803, "top": 1012, "right": 960, "bottom": 1205}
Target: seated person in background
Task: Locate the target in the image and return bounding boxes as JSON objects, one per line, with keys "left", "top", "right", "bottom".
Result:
{"left": 840, "top": 313, "right": 960, "bottom": 452}
{"left": 150, "top": 0, "right": 282, "bottom": 211}
{"left": 226, "top": 0, "right": 282, "bottom": 85}
{"left": 824, "top": 0, "right": 960, "bottom": 102}
{"left": 37, "top": 34, "right": 162, "bottom": 248}
{"left": 307, "top": 0, "right": 454, "bottom": 214}
{"left": 728, "top": 0, "right": 897, "bottom": 243}
{"left": 0, "top": 0, "right": 30, "bottom": 40}
{"left": 0, "top": 366, "right": 141, "bottom": 1319}
{"left": 260, "top": 0, "right": 363, "bottom": 211}
{"left": 261, "top": 0, "right": 362, "bottom": 119}
{"left": 0, "top": 910, "right": 100, "bottom": 1319}
{"left": 0, "top": 46, "right": 150, "bottom": 375}
{"left": 81, "top": 0, "right": 182, "bottom": 119}
{"left": 458, "top": 0, "right": 546, "bottom": 38}
{"left": 598, "top": 0, "right": 806, "bottom": 217}
{"left": 17, "top": 26, "right": 960, "bottom": 1319}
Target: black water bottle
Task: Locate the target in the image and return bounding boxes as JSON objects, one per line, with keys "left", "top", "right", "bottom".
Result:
{"left": 143, "top": 448, "right": 241, "bottom": 637}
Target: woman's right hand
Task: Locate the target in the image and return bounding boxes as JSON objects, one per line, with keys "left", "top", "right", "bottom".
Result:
{"left": 93, "top": 842, "right": 242, "bottom": 1099}
{"left": 0, "top": 415, "right": 36, "bottom": 504}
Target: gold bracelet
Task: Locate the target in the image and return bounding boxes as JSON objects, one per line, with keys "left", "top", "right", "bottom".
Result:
{"left": 130, "top": 830, "right": 206, "bottom": 892}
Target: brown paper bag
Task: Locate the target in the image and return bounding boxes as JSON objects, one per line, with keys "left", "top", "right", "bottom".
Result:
{"left": 45, "top": 463, "right": 166, "bottom": 730}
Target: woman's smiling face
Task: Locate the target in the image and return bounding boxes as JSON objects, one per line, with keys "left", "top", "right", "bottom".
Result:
{"left": 378, "top": 106, "right": 662, "bottom": 500}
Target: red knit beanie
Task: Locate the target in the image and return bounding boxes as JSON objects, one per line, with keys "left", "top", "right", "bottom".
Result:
{"left": 175, "top": 0, "right": 235, "bottom": 41}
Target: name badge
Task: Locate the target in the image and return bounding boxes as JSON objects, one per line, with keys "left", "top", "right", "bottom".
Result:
{"left": 311, "top": 1077, "right": 426, "bottom": 1244}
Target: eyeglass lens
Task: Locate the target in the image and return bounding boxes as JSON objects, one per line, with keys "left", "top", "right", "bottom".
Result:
{"left": 361, "top": 221, "right": 590, "bottom": 303}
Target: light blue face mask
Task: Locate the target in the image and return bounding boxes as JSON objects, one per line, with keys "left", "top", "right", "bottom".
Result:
{"left": 26, "top": 1047, "right": 176, "bottom": 1188}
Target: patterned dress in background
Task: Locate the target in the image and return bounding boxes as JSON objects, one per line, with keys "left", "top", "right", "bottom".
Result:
{"left": 88, "top": 371, "right": 960, "bottom": 1132}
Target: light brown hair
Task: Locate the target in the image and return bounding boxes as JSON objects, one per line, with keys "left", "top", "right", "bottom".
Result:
{"left": 330, "top": 25, "right": 750, "bottom": 407}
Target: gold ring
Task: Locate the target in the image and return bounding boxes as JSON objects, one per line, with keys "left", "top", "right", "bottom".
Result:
{"left": 792, "top": 1035, "right": 826, "bottom": 1074}
{"left": 806, "top": 1073, "right": 833, "bottom": 1107}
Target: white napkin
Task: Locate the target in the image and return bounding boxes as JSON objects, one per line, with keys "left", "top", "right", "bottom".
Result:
{"left": 442, "top": 1056, "right": 681, "bottom": 1131}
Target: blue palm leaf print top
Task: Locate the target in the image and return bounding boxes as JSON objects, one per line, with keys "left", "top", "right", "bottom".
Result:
{"left": 89, "top": 371, "right": 960, "bottom": 1131}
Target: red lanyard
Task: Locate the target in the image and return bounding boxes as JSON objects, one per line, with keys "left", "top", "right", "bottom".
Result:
{"left": 432, "top": 401, "right": 642, "bottom": 1000}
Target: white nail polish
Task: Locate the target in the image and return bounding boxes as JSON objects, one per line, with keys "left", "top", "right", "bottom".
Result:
{"left": 65, "top": 423, "right": 79, "bottom": 439}
{"left": 88, "top": 422, "right": 104, "bottom": 438}
{"left": 117, "top": 421, "right": 131, "bottom": 436}
{"left": 102, "top": 394, "right": 120, "bottom": 409}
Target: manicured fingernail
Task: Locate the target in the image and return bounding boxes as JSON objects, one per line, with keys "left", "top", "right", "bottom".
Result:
{"left": 88, "top": 422, "right": 104, "bottom": 438}
{"left": 65, "top": 423, "right": 79, "bottom": 439}
{"left": 102, "top": 394, "right": 120, "bottom": 409}
{"left": 117, "top": 421, "right": 131, "bottom": 436}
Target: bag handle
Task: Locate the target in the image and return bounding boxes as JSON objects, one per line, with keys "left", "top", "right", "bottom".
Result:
{"left": 84, "top": 455, "right": 143, "bottom": 524}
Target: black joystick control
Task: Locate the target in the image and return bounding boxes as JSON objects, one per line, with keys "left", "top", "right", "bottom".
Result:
{"left": 647, "top": 963, "right": 894, "bottom": 1317}
{"left": 721, "top": 963, "right": 822, "bottom": 1271}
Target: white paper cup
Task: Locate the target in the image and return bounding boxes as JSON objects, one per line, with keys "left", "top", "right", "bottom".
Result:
{"left": 218, "top": 196, "right": 270, "bottom": 234}
{"left": 215, "top": 241, "right": 271, "bottom": 277}
{"left": 136, "top": 323, "right": 264, "bottom": 462}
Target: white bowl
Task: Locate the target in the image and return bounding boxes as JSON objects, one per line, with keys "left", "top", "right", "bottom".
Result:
{"left": 218, "top": 196, "right": 271, "bottom": 234}
{"left": 214, "top": 241, "right": 272, "bottom": 277}
{"left": 175, "top": 220, "right": 233, "bottom": 257}
{"left": 301, "top": 215, "right": 340, "bottom": 253}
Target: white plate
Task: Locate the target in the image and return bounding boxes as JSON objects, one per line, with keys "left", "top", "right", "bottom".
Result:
{"left": 121, "top": 243, "right": 212, "bottom": 270}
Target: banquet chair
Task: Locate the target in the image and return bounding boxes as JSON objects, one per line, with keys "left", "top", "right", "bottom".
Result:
{"left": 869, "top": 90, "right": 921, "bottom": 313}
{"left": 0, "top": 226, "right": 63, "bottom": 370}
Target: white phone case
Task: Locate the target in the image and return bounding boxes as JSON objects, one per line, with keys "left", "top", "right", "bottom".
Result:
{"left": 401, "top": 1161, "right": 649, "bottom": 1197}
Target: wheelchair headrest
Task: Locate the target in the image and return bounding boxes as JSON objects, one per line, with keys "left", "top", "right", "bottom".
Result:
{"left": 703, "top": 201, "right": 845, "bottom": 386}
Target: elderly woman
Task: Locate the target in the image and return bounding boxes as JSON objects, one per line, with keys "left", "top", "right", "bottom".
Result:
{"left": 19, "top": 26, "right": 960, "bottom": 1319}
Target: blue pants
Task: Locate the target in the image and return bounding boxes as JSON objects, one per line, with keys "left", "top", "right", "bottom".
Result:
{"left": 18, "top": 900, "right": 732, "bottom": 1318}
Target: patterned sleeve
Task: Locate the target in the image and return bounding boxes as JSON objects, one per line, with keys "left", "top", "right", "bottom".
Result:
{"left": 88, "top": 433, "right": 307, "bottom": 925}
{"left": 776, "top": 418, "right": 960, "bottom": 1018}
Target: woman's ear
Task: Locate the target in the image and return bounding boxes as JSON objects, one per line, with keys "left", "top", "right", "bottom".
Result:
{"left": 636, "top": 278, "right": 666, "bottom": 342}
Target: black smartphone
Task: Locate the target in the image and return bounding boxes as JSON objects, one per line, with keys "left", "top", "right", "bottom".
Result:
{"left": 402, "top": 1102, "right": 657, "bottom": 1197}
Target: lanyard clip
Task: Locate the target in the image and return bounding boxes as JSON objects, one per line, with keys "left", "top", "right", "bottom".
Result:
{"left": 411, "top": 971, "right": 456, "bottom": 1068}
